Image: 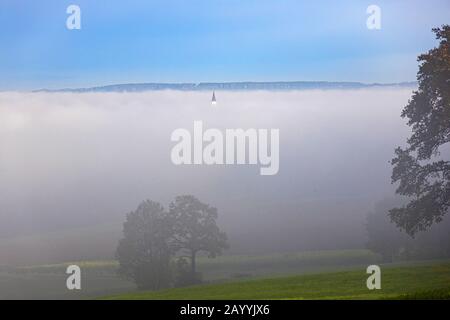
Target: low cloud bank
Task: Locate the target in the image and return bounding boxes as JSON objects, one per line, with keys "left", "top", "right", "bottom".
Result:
{"left": 0, "top": 89, "right": 412, "bottom": 264}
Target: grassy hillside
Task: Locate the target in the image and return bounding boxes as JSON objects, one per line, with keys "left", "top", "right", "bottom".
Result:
{"left": 2, "top": 249, "right": 449, "bottom": 299}
{"left": 105, "top": 261, "right": 450, "bottom": 300}
{"left": 0, "top": 249, "right": 379, "bottom": 299}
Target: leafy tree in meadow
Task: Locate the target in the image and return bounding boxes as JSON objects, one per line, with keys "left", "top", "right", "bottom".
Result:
{"left": 116, "top": 196, "right": 228, "bottom": 289}
{"left": 390, "top": 25, "right": 450, "bottom": 236}
{"left": 169, "top": 195, "right": 228, "bottom": 284}
{"left": 116, "top": 200, "right": 174, "bottom": 289}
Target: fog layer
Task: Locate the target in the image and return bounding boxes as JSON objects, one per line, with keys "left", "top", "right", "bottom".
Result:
{"left": 0, "top": 89, "right": 412, "bottom": 264}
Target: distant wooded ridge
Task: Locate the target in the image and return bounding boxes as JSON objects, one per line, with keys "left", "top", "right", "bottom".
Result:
{"left": 36, "top": 81, "right": 417, "bottom": 93}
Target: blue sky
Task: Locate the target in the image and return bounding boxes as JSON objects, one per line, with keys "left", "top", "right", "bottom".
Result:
{"left": 0, "top": 0, "right": 449, "bottom": 90}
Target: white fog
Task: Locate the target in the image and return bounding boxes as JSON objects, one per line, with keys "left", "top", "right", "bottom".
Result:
{"left": 0, "top": 89, "right": 413, "bottom": 264}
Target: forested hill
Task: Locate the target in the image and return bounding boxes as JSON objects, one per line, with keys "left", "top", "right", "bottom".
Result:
{"left": 36, "top": 81, "right": 417, "bottom": 93}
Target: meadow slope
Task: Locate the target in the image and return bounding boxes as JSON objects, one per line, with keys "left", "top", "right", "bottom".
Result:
{"left": 105, "top": 261, "right": 450, "bottom": 300}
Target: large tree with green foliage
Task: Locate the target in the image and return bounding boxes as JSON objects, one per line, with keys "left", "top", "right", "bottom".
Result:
{"left": 116, "top": 196, "right": 228, "bottom": 289}
{"left": 169, "top": 195, "right": 228, "bottom": 280}
{"left": 390, "top": 25, "right": 450, "bottom": 236}
{"left": 116, "top": 200, "right": 174, "bottom": 289}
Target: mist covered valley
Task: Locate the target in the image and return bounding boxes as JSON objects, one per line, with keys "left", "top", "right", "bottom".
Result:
{"left": 0, "top": 88, "right": 414, "bottom": 265}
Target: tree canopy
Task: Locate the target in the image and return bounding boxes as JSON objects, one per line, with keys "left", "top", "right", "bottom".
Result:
{"left": 390, "top": 25, "right": 450, "bottom": 236}
{"left": 169, "top": 195, "right": 228, "bottom": 278}
{"left": 116, "top": 196, "right": 228, "bottom": 289}
{"left": 115, "top": 200, "right": 174, "bottom": 289}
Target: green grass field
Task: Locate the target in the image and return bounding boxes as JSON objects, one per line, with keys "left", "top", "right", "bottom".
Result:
{"left": 106, "top": 261, "right": 450, "bottom": 300}
{"left": 0, "top": 249, "right": 380, "bottom": 299}
{"left": 1, "top": 249, "right": 449, "bottom": 299}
